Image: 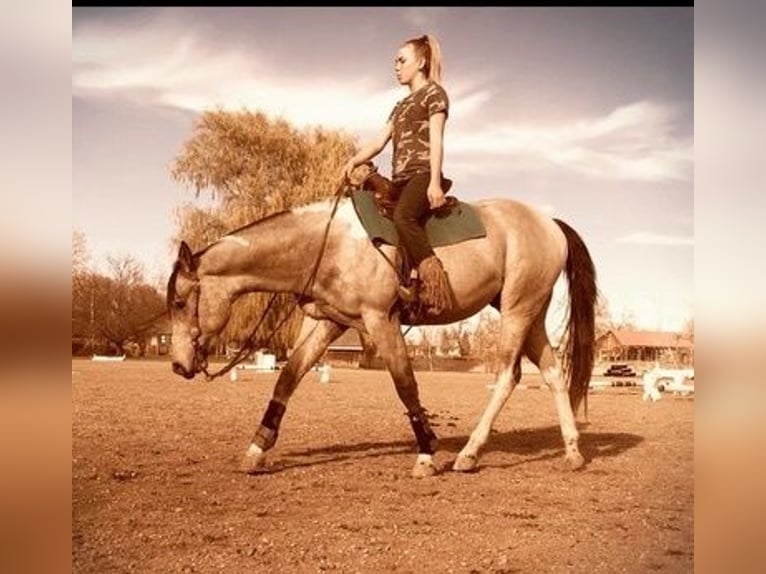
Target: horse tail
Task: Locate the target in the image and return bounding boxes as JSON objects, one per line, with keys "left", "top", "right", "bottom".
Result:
{"left": 553, "top": 218, "right": 597, "bottom": 419}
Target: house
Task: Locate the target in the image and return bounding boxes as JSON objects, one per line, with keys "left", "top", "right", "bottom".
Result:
{"left": 596, "top": 329, "right": 694, "bottom": 366}
{"left": 145, "top": 316, "right": 173, "bottom": 356}
{"left": 323, "top": 330, "right": 365, "bottom": 367}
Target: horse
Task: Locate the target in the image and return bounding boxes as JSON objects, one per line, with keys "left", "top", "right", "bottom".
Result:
{"left": 166, "top": 191, "right": 597, "bottom": 478}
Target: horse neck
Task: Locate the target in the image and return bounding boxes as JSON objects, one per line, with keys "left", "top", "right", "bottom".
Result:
{"left": 196, "top": 206, "right": 330, "bottom": 297}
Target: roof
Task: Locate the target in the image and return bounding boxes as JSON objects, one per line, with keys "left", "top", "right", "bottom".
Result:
{"left": 328, "top": 329, "right": 364, "bottom": 351}
{"left": 606, "top": 329, "right": 693, "bottom": 349}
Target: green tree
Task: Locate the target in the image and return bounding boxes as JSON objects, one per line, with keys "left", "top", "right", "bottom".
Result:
{"left": 170, "top": 109, "right": 357, "bottom": 358}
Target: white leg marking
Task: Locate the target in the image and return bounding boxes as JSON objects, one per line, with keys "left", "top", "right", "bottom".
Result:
{"left": 241, "top": 442, "right": 269, "bottom": 474}
{"left": 246, "top": 443, "right": 264, "bottom": 457}
{"left": 412, "top": 453, "right": 437, "bottom": 478}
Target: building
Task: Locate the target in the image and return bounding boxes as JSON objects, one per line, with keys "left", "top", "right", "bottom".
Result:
{"left": 323, "top": 330, "right": 365, "bottom": 367}
{"left": 596, "top": 329, "right": 694, "bottom": 366}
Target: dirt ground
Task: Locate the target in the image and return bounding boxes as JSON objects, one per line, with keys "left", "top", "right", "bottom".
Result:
{"left": 72, "top": 360, "right": 693, "bottom": 573}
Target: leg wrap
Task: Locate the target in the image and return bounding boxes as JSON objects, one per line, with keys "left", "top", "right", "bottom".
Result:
{"left": 407, "top": 409, "right": 438, "bottom": 454}
{"left": 252, "top": 400, "right": 286, "bottom": 451}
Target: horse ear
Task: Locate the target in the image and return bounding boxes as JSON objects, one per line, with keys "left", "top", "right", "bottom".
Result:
{"left": 178, "top": 241, "right": 195, "bottom": 272}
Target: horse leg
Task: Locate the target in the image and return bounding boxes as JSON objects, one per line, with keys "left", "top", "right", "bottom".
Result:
{"left": 241, "top": 316, "right": 345, "bottom": 474}
{"left": 453, "top": 314, "right": 526, "bottom": 472}
{"left": 363, "top": 312, "right": 438, "bottom": 478}
{"left": 524, "top": 313, "right": 585, "bottom": 470}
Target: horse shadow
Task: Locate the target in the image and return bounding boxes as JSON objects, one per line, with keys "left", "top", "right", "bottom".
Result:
{"left": 256, "top": 424, "right": 643, "bottom": 474}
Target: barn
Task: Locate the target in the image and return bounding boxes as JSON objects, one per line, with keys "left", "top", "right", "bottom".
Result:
{"left": 596, "top": 329, "right": 694, "bottom": 366}
{"left": 323, "top": 330, "right": 365, "bottom": 367}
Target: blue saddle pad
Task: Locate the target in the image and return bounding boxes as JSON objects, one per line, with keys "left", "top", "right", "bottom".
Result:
{"left": 350, "top": 189, "right": 486, "bottom": 248}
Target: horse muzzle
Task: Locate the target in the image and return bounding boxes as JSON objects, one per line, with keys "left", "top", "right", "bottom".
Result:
{"left": 172, "top": 361, "right": 196, "bottom": 380}
{"left": 172, "top": 351, "right": 207, "bottom": 380}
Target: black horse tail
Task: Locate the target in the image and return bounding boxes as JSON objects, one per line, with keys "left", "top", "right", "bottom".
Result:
{"left": 554, "top": 218, "right": 597, "bottom": 419}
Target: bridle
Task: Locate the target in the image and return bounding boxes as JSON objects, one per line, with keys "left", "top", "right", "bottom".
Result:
{"left": 183, "top": 180, "right": 350, "bottom": 381}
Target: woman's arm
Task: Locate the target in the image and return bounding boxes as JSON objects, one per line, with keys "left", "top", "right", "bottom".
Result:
{"left": 427, "top": 111, "right": 447, "bottom": 209}
{"left": 343, "top": 122, "right": 393, "bottom": 179}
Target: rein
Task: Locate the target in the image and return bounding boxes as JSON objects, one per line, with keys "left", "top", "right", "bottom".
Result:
{"left": 199, "top": 181, "right": 349, "bottom": 381}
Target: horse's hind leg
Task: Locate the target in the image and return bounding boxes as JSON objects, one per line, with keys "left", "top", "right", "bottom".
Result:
{"left": 241, "top": 316, "right": 345, "bottom": 474}
{"left": 363, "top": 311, "right": 438, "bottom": 478}
{"left": 453, "top": 313, "right": 527, "bottom": 472}
{"left": 524, "top": 313, "right": 585, "bottom": 470}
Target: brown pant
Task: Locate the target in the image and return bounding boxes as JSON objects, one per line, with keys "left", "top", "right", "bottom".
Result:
{"left": 391, "top": 173, "right": 434, "bottom": 267}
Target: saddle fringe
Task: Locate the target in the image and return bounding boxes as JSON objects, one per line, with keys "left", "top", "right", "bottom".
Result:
{"left": 418, "top": 255, "right": 455, "bottom": 316}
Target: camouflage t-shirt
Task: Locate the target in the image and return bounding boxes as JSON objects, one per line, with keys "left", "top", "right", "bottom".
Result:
{"left": 387, "top": 81, "right": 449, "bottom": 183}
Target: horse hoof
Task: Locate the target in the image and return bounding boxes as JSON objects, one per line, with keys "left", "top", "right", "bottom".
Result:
{"left": 411, "top": 459, "right": 438, "bottom": 478}
{"left": 453, "top": 453, "right": 478, "bottom": 472}
{"left": 564, "top": 452, "right": 585, "bottom": 471}
{"left": 241, "top": 444, "right": 269, "bottom": 475}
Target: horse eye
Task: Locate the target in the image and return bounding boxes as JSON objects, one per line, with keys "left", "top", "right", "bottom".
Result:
{"left": 173, "top": 300, "right": 186, "bottom": 311}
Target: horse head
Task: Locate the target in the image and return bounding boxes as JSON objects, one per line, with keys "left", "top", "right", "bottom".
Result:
{"left": 167, "top": 241, "right": 232, "bottom": 379}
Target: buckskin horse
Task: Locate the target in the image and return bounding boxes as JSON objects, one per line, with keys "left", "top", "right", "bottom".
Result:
{"left": 166, "top": 189, "right": 597, "bottom": 477}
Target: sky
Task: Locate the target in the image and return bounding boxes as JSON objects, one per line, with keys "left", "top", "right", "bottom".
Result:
{"left": 72, "top": 6, "right": 693, "bottom": 332}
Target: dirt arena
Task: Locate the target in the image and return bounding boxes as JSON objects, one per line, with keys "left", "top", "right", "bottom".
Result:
{"left": 72, "top": 359, "right": 693, "bottom": 573}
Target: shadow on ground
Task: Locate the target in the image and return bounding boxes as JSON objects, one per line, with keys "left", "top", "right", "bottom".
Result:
{"left": 261, "top": 425, "right": 643, "bottom": 474}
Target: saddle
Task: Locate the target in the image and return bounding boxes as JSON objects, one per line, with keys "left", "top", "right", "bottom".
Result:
{"left": 348, "top": 162, "right": 485, "bottom": 320}
{"left": 348, "top": 161, "right": 457, "bottom": 218}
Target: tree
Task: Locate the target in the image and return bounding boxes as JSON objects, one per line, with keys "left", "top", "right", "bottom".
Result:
{"left": 437, "top": 324, "right": 461, "bottom": 357}
{"left": 418, "top": 326, "right": 437, "bottom": 371}
{"left": 470, "top": 308, "right": 501, "bottom": 373}
{"left": 72, "top": 229, "right": 88, "bottom": 275}
{"left": 72, "top": 229, "right": 93, "bottom": 349}
{"left": 94, "top": 255, "right": 166, "bottom": 355}
{"left": 458, "top": 324, "right": 472, "bottom": 358}
{"left": 594, "top": 294, "right": 612, "bottom": 339}
{"left": 170, "top": 109, "right": 358, "bottom": 358}
{"left": 682, "top": 317, "right": 694, "bottom": 343}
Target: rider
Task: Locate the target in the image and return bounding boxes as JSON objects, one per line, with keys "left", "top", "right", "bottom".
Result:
{"left": 343, "top": 33, "right": 454, "bottom": 316}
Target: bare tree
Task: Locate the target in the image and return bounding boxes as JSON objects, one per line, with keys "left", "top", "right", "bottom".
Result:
{"left": 470, "top": 308, "right": 501, "bottom": 373}
{"left": 72, "top": 229, "right": 93, "bottom": 350}
{"left": 437, "top": 324, "right": 461, "bottom": 357}
{"left": 92, "top": 255, "right": 166, "bottom": 355}
{"left": 682, "top": 317, "right": 694, "bottom": 342}
{"left": 72, "top": 229, "right": 88, "bottom": 274}
{"left": 594, "top": 295, "right": 612, "bottom": 339}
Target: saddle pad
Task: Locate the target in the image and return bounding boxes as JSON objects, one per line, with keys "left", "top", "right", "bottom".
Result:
{"left": 350, "top": 188, "right": 487, "bottom": 248}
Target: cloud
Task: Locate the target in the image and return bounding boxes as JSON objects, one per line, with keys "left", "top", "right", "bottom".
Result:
{"left": 73, "top": 23, "right": 691, "bottom": 184}
{"left": 401, "top": 7, "right": 451, "bottom": 30}
{"left": 74, "top": 26, "right": 383, "bottom": 132}
{"left": 617, "top": 233, "right": 694, "bottom": 246}
{"left": 448, "top": 101, "right": 693, "bottom": 183}
{"left": 72, "top": 24, "right": 492, "bottom": 143}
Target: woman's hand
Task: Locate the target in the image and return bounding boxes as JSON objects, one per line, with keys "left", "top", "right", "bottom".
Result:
{"left": 427, "top": 181, "right": 446, "bottom": 209}
{"left": 341, "top": 159, "right": 357, "bottom": 182}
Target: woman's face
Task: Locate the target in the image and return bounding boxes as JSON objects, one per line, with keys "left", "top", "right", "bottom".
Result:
{"left": 394, "top": 43, "right": 423, "bottom": 86}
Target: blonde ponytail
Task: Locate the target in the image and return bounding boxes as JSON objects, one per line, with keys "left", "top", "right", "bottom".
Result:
{"left": 425, "top": 34, "right": 443, "bottom": 85}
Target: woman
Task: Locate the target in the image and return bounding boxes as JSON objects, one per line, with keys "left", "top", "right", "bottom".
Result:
{"left": 342, "top": 33, "right": 454, "bottom": 316}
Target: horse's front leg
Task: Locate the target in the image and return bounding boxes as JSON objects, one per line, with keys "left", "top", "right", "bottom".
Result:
{"left": 363, "top": 312, "right": 438, "bottom": 478}
{"left": 241, "top": 317, "right": 345, "bottom": 474}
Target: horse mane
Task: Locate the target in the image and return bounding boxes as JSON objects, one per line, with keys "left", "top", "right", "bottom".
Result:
{"left": 192, "top": 209, "right": 293, "bottom": 259}
{"left": 218, "top": 209, "right": 292, "bottom": 238}
{"left": 192, "top": 198, "right": 338, "bottom": 258}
